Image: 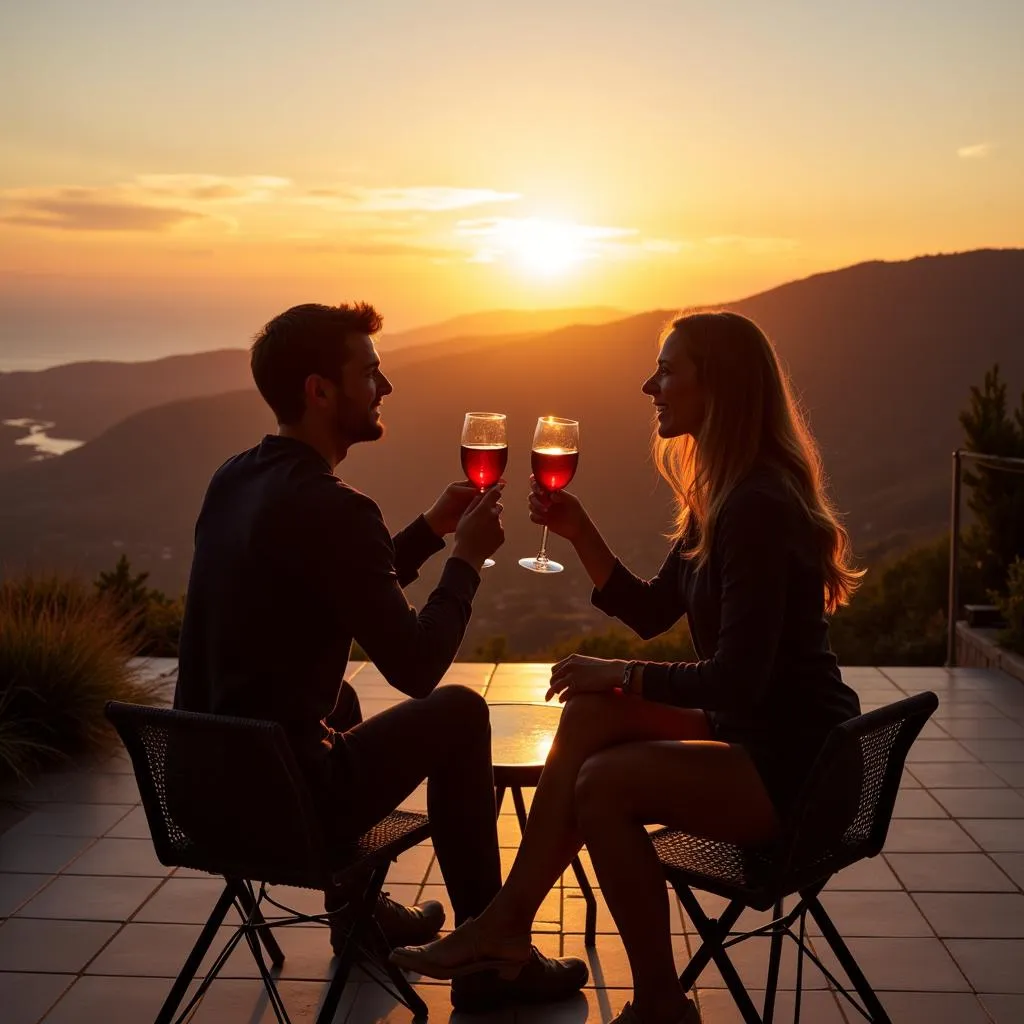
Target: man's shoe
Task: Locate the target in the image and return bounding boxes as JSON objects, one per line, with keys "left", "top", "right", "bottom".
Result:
{"left": 450, "top": 946, "right": 589, "bottom": 1013}
{"left": 330, "top": 892, "right": 445, "bottom": 954}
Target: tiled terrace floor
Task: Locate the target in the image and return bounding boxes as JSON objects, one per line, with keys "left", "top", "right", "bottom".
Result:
{"left": 1, "top": 662, "right": 1024, "bottom": 1023}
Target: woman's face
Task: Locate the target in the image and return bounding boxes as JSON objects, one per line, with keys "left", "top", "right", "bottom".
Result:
{"left": 642, "top": 329, "right": 706, "bottom": 438}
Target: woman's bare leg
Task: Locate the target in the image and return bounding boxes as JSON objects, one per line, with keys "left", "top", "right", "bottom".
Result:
{"left": 402, "top": 693, "right": 710, "bottom": 967}
{"left": 575, "top": 740, "right": 781, "bottom": 1024}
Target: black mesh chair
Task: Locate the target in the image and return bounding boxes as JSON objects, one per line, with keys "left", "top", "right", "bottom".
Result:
{"left": 653, "top": 691, "right": 938, "bottom": 1024}
{"left": 105, "top": 700, "right": 432, "bottom": 1024}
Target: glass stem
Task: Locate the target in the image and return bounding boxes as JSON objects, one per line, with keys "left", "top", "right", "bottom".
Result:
{"left": 538, "top": 525, "right": 550, "bottom": 562}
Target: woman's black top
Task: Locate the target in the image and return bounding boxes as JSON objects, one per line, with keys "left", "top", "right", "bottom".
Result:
{"left": 592, "top": 463, "right": 861, "bottom": 818}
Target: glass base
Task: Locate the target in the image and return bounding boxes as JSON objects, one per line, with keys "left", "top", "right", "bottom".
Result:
{"left": 482, "top": 558, "right": 496, "bottom": 569}
{"left": 518, "top": 555, "right": 564, "bottom": 574}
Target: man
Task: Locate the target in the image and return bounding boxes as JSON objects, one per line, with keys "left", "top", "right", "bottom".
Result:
{"left": 173, "top": 302, "right": 587, "bottom": 1012}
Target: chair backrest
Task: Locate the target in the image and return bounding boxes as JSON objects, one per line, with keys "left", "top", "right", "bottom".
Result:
{"left": 106, "top": 700, "right": 330, "bottom": 888}
{"left": 776, "top": 691, "right": 938, "bottom": 889}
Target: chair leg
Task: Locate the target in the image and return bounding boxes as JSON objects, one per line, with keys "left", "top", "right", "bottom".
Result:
{"left": 317, "top": 863, "right": 395, "bottom": 1024}
{"left": 235, "top": 880, "right": 286, "bottom": 967}
{"left": 675, "top": 886, "right": 763, "bottom": 1024}
{"left": 154, "top": 882, "right": 237, "bottom": 1024}
{"left": 761, "top": 898, "right": 784, "bottom": 1024}
{"left": 804, "top": 894, "right": 892, "bottom": 1024}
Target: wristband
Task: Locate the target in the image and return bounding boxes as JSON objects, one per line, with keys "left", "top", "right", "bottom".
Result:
{"left": 621, "top": 660, "right": 637, "bottom": 695}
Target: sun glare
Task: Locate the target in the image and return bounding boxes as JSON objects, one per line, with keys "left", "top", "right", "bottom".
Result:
{"left": 497, "top": 218, "right": 588, "bottom": 276}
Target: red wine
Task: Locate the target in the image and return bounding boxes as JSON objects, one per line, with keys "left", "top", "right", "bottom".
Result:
{"left": 461, "top": 443, "right": 508, "bottom": 489}
{"left": 532, "top": 446, "right": 579, "bottom": 491}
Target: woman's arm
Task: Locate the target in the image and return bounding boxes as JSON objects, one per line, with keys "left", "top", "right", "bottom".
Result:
{"left": 529, "top": 480, "right": 687, "bottom": 638}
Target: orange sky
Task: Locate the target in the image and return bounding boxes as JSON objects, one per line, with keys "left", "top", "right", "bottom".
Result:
{"left": 1, "top": 1, "right": 1022, "bottom": 362}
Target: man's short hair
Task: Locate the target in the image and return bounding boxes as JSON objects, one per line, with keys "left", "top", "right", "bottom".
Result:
{"left": 250, "top": 302, "right": 383, "bottom": 424}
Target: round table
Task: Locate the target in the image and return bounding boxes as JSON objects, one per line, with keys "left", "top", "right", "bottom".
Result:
{"left": 489, "top": 702, "right": 598, "bottom": 946}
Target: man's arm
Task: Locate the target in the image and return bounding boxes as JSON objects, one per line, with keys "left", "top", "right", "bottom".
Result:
{"left": 314, "top": 487, "right": 485, "bottom": 698}
{"left": 391, "top": 481, "right": 480, "bottom": 586}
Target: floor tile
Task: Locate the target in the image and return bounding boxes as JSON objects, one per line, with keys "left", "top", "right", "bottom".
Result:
{"left": 0, "top": 972, "right": 74, "bottom": 1024}
{"left": 940, "top": 719, "right": 1024, "bottom": 740}
{"left": 961, "top": 740, "right": 1024, "bottom": 763}
{"left": 959, "top": 819, "right": 1024, "bottom": 852}
{"left": 825, "top": 856, "right": 902, "bottom": 890}
{"left": 914, "top": 893, "right": 1024, "bottom": 937}
{"left": 990, "top": 763, "right": 1024, "bottom": 786}
{"left": 814, "top": 936, "right": 970, "bottom": 991}
{"left": 62, "top": 837, "right": 172, "bottom": 877}
{"left": 15, "top": 873, "right": 161, "bottom": 921}
{"left": 980, "top": 993, "right": 1024, "bottom": 1024}
{"left": 41, "top": 975, "right": 180, "bottom": 1023}
{"left": 932, "top": 701, "right": 1009, "bottom": 719}
{"left": 132, "top": 876, "right": 234, "bottom": 924}
{"left": 905, "top": 740, "right": 977, "bottom": 763}
{"left": 945, "top": 939, "right": 1024, "bottom": 992}
{"left": 0, "top": 872, "right": 50, "bottom": 916}
{"left": 103, "top": 805, "right": 150, "bottom": 839}
{"left": 1, "top": 804, "right": 131, "bottom": 839}
{"left": 0, "top": 917, "right": 120, "bottom": 972}
{"left": 696, "top": 988, "right": 846, "bottom": 1023}
{"left": 885, "top": 853, "right": 1018, "bottom": 892}
{"left": 907, "top": 762, "right": 1007, "bottom": 788}
{"left": 0, "top": 833, "right": 95, "bottom": 874}
{"left": 187, "top": 977, "right": 356, "bottom": 1023}
{"left": 348, "top": 980, "right": 501, "bottom": 1024}
{"left": 991, "top": 852, "right": 1024, "bottom": 888}
{"left": 17, "top": 772, "right": 140, "bottom": 805}
{"left": 808, "top": 891, "right": 933, "bottom": 937}
{"left": 893, "top": 789, "right": 947, "bottom": 818}
{"left": 884, "top": 819, "right": 979, "bottom": 853}
{"left": 934, "top": 788, "right": 1024, "bottom": 817}
{"left": 856, "top": 991, "right": 990, "bottom": 1024}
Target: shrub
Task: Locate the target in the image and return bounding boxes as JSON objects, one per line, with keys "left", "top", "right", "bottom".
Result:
{"left": 993, "top": 557, "right": 1024, "bottom": 656}
{"left": 0, "top": 573, "right": 161, "bottom": 782}
{"left": 94, "top": 555, "right": 184, "bottom": 657}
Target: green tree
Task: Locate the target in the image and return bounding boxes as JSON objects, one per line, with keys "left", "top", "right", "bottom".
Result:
{"left": 959, "top": 364, "right": 1024, "bottom": 593}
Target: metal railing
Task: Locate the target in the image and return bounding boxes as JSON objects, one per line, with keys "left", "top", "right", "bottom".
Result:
{"left": 947, "top": 449, "right": 1024, "bottom": 666}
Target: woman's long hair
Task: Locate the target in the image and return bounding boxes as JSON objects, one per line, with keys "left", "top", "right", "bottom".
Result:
{"left": 655, "top": 311, "right": 863, "bottom": 613}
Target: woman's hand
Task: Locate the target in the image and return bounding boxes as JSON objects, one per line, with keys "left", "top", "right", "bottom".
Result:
{"left": 528, "top": 476, "right": 588, "bottom": 543}
{"left": 546, "top": 654, "right": 626, "bottom": 703}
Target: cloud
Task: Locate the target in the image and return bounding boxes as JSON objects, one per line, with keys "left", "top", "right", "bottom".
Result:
{"left": 295, "top": 239, "right": 464, "bottom": 260}
{"left": 0, "top": 189, "right": 206, "bottom": 232}
{"left": 957, "top": 142, "right": 993, "bottom": 159}
{"left": 705, "top": 235, "right": 799, "bottom": 254}
{"left": 305, "top": 186, "right": 521, "bottom": 212}
{"left": 134, "top": 174, "right": 292, "bottom": 202}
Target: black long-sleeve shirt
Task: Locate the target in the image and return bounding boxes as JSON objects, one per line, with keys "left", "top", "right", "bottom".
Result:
{"left": 174, "top": 434, "right": 479, "bottom": 752}
{"left": 592, "top": 464, "right": 860, "bottom": 807}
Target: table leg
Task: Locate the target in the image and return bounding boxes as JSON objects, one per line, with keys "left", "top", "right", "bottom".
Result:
{"left": 509, "top": 785, "right": 598, "bottom": 948}
{"left": 495, "top": 785, "right": 506, "bottom": 816}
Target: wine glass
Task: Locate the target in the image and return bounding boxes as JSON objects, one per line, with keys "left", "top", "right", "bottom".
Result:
{"left": 460, "top": 412, "right": 508, "bottom": 569}
{"left": 519, "top": 416, "right": 579, "bottom": 574}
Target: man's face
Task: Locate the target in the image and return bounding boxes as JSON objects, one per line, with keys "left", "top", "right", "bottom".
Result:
{"left": 327, "top": 334, "right": 393, "bottom": 446}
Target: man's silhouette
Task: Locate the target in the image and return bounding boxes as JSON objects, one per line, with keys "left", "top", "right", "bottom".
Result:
{"left": 173, "top": 302, "right": 586, "bottom": 1011}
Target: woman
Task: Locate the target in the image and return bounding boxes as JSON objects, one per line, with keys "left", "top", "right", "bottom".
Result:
{"left": 392, "top": 311, "right": 863, "bottom": 1024}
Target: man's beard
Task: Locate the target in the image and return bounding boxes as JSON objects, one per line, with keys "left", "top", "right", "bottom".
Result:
{"left": 334, "top": 401, "right": 384, "bottom": 446}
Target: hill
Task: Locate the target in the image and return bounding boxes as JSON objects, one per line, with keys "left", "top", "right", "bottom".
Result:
{"left": 1, "top": 249, "right": 1022, "bottom": 651}
{"left": 384, "top": 307, "right": 626, "bottom": 348}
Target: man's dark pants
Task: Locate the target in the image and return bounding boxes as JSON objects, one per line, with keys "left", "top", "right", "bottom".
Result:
{"left": 324, "top": 682, "right": 502, "bottom": 925}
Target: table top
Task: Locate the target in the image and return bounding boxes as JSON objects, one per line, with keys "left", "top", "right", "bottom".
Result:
{"left": 489, "top": 701, "right": 563, "bottom": 783}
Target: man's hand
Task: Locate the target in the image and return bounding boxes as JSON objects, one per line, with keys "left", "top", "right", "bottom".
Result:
{"left": 545, "top": 654, "right": 626, "bottom": 703}
{"left": 451, "top": 484, "right": 505, "bottom": 570}
{"left": 424, "top": 481, "right": 482, "bottom": 537}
